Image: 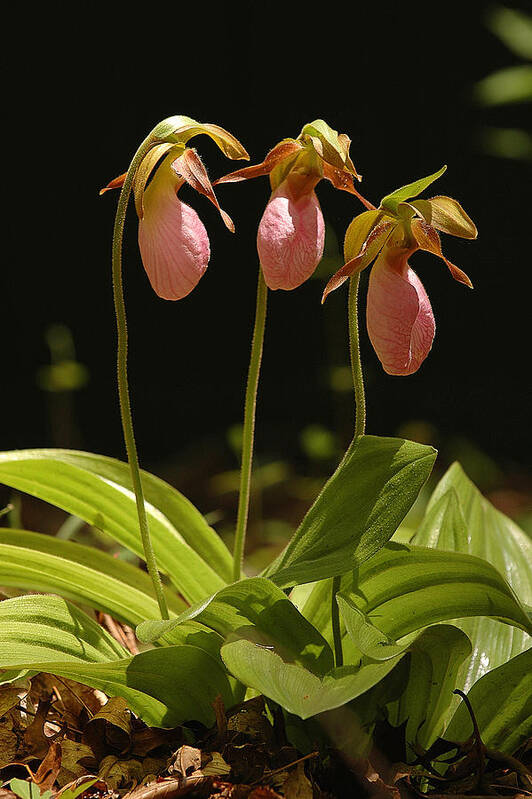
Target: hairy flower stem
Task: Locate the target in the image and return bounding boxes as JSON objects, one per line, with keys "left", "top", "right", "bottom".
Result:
{"left": 233, "top": 267, "right": 268, "bottom": 581}
{"left": 111, "top": 134, "right": 169, "bottom": 620}
{"left": 348, "top": 273, "right": 366, "bottom": 438}
{"left": 332, "top": 272, "right": 367, "bottom": 667}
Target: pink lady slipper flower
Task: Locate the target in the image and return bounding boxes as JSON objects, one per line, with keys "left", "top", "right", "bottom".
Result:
{"left": 216, "top": 120, "right": 368, "bottom": 290}
{"left": 101, "top": 117, "right": 249, "bottom": 299}
{"left": 322, "top": 166, "right": 477, "bottom": 375}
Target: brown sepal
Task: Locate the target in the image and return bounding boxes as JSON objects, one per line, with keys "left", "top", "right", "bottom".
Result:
{"left": 322, "top": 220, "right": 394, "bottom": 302}
{"left": 412, "top": 219, "right": 473, "bottom": 288}
{"left": 172, "top": 149, "right": 235, "bottom": 232}
{"left": 214, "top": 140, "right": 302, "bottom": 185}
{"left": 99, "top": 173, "right": 127, "bottom": 195}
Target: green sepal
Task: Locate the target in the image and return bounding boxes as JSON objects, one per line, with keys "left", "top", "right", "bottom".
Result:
{"left": 380, "top": 165, "right": 447, "bottom": 214}
{"left": 299, "top": 119, "right": 360, "bottom": 176}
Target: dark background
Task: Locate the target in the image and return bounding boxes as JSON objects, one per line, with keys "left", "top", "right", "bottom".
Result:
{"left": 4, "top": 1, "right": 531, "bottom": 521}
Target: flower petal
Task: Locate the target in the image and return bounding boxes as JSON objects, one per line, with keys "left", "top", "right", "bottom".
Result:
{"left": 257, "top": 177, "right": 325, "bottom": 291}
{"left": 367, "top": 248, "right": 435, "bottom": 376}
{"left": 138, "top": 165, "right": 210, "bottom": 300}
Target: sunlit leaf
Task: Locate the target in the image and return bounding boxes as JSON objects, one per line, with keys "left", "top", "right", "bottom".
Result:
{"left": 262, "top": 436, "right": 436, "bottom": 588}
{"left": 0, "top": 449, "right": 231, "bottom": 601}
{"left": 412, "top": 463, "right": 532, "bottom": 692}
{"left": 445, "top": 648, "right": 532, "bottom": 754}
{"left": 0, "top": 529, "right": 185, "bottom": 627}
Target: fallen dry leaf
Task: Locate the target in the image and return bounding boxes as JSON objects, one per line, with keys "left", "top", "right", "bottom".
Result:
{"left": 57, "top": 740, "right": 97, "bottom": 787}
{"left": 167, "top": 746, "right": 201, "bottom": 779}
{"left": 33, "top": 741, "right": 62, "bottom": 792}
{"left": 0, "top": 727, "right": 19, "bottom": 768}
{"left": 85, "top": 697, "right": 131, "bottom": 756}
{"left": 0, "top": 682, "right": 30, "bottom": 717}
{"left": 281, "top": 763, "right": 313, "bottom": 799}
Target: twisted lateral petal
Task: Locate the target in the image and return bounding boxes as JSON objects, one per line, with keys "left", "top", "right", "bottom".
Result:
{"left": 367, "top": 249, "right": 435, "bottom": 376}
{"left": 138, "top": 168, "right": 210, "bottom": 300}
{"left": 257, "top": 178, "right": 325, "bottom": 290}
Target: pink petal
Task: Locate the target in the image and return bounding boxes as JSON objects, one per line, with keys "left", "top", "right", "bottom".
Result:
{"left": 366, "top": 248, "right": 435, "bottom": 375}
{"left": 257, "top": 178, "right": 325, "bottom": 290}
{"left": 138, "top": 166, "right": 210, "bottom": 300}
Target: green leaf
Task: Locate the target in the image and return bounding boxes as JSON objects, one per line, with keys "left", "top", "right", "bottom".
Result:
{"left": 380, "top": 166, "right": 447, "bottom": 213}
{"left": 445, "top": 648, "right": 532, "bottom": 754}
{"left": 386, "top": 625, "right": 472, "bottom": 754}
{"left": 0, "top": 595, "right": 242, "bottom": 728}
{"left": 137, "top": 576, "right": 334, "bottom": 676}
{"left": 339, "top": 542, "right": 532, "bottom": 642}
{"left": 262, "top": 436, "right": 436, "bottom": 588}
{"left": 0, "top": 594, "right": 128, "bottom": 665}
{"left": 220, "top": 635, "right": 401, "bottom": 720}
{"left": 0, "top": 529, "right": 185, "bottom": 627}
{"left": 9, "top": 778, "right": 51, "bottom": 799}
{"left": 412, "top": 463, "right": 532, "bottom": 692}
{"left": 475, "top": 65, "right": 532, "bottom": 106}
{"left": 0, "top": 449, "right": 230, "bottom": 602}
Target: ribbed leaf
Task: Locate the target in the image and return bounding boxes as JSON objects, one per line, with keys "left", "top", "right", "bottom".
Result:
{"left": 0, "top": 594, "right": 127, "bottom": 665}
{"left": 446, "top": 648, "right": 532, "bottom": 754}
{"left": 220, "top": 636, "right": 400, "bottom": 720}
{"left": 0, "top": 449, "right": 229, "bottom": 602}
{"left": 385, "top": 625, "right": 472, "bottom": 754}
{"left": 263, "top": 436, "right": 436, "bottom": 588}
{"left": 0, "top": 529, "right": 184, "bottom": 627}
{"left": 339, "top": 543, "right": 531, "bottom": 641}
{"left": 0, "top": 595, "right": 243, "bottom": 728}
{"left": 138, "top": 577, "right": 334, "bottom": 677}
{"left": 412, "top": 463, "right": 532, "bottom": 692}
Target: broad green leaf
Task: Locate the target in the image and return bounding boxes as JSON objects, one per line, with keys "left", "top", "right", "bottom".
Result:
{"left": 0, "top": 594, "right": 127, "bottom": 665}
{"left": 0, "top": 529, "right": 185, "bottom": 627}
{"left": 262, "top": 436, "right": 436, "bottom": 588}
{"left": 412, "top": 463, "right": 532, "bottom": 692}
{"left": 0, "top": 449, "right": 229, "bottom": 602}
{"left": 386, "top": 625, "right": 472, "bottom": 754}
{"left": 221, "top": 635, "right": 400, "bottom": 719}
{"left": 380, "top": 166, "right": 447, "bottom": 213}
{"left": 339, "top": 543, "right": 531, "bottom": 642}
{"left": 487, "top": 6, "right": 532, "bottom": 60}
{"left": 446, "top": 648, "right": 532, "bottom": 754}
{"left": 138, "top": 576, "right": 334, "bottom": 676}
{"left": 0, "top": 595, "right": 243, "bottom": 728}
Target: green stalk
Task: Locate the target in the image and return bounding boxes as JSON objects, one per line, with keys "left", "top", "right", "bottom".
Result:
{"left": 348, "top": 273, "right": 366, "bottom": 438}
{"left": 233, "top": 267, "right": 268, "bottom": 581}
{"left": 111, "top": 134, "right": 169, "bottom": 620}
{"left": 332, "top": 271, "right": 367, "bottom": 666}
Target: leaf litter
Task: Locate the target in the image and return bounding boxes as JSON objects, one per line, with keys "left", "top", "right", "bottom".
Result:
{"left": 1, "top": 670, "right": 531, "bottom": 799}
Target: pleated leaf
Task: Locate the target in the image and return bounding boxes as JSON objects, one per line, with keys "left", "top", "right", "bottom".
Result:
{"left": 0, "top": 595, "right": 242, "bottom": 728}
{"left": 445, "top": 648, "right": 532, "bottom": 754}
{"left": 0, "top": 529, "right": 185, "bottom": 627}
{"left": 262, "top": 436, "right": 436, "bottom": 588}
{"left": 412, "top": 463, "right": 532, "bottom": 692}
{"left": 0, "top": 449, "right": 230, "bottom": 602}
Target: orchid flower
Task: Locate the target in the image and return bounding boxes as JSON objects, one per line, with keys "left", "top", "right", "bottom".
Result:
{"left": 216, "top": 119, "right": 369, "bottom": 290}
{"left": 322, "top": 166, "right": 477, "bottom": 376}
{"left": 101, "top": 116, "right": 249, "bottom": 299}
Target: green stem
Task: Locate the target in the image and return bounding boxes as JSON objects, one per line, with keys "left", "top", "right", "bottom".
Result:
{"left": 331, "top": 575, "right": 343, "bottom": 667}
{"left": 111, "top": 135, "right": 169, "bottom": 620}
{"left": 233, "top": 267, "right": 268, "bottom": 581}
{"left": 331, "top": 272, "right": 368, "bottom": 667}
{"left": 348, "top": 273, "right": 366, "bottom": 438}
